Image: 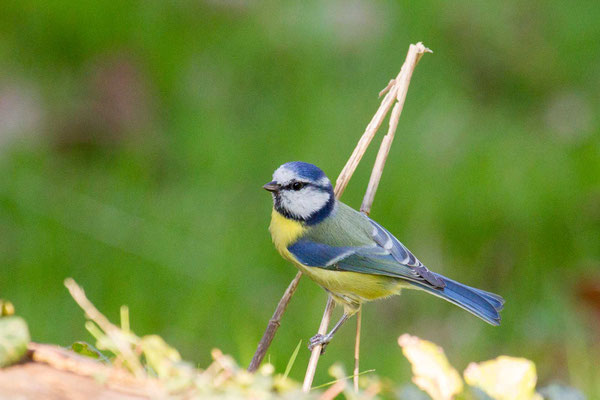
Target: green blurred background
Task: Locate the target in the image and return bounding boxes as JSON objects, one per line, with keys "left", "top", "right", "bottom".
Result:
{"left": 1, "top": 0, "right": 599, "bottom": 396}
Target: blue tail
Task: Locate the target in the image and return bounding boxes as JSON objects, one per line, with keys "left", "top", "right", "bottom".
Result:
{"left": 412, "top": 274, "right": 505, "bottom": 326}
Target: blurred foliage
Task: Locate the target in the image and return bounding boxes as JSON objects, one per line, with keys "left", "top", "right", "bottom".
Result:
{"left": 0, "top": 0, "right": 599, "bottom": 397}
{"left": 0, "top": 315, "right": 30, "bottom": 367}
{"left": 66, "top": 279, "right": 341, "bottom": 398}
{"left": 9, "top": 294, "right": 585, "bottom": 399}
{"left": 463, "top": 356, "right": 540, "bottom": 400}
{"left": 70, "top": 341, "right": 106, "bottom": 361}
{"left": 0, "top": 300, "right": 15, "bottom": 317}
{"left": 0, "top": 300, "right": 29, "bottom": 367}
{"left": 45, "top": 286, "right": 590, "bottom": 398}
{"left": 399, "top": 334, "right": 464, "bottom": 399}
{"left": 399, "top": 334, "right": 549, "bottom": 400}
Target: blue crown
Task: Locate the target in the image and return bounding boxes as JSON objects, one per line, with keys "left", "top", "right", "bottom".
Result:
{"left": 283, "top": 161, "right": 327, "bottom": 182}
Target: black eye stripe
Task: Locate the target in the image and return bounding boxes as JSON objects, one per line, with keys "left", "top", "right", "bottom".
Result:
{"left": 283, "top": 181, "right": 309, "bottom": 190}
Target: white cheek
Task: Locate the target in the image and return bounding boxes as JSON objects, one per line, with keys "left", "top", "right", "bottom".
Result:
{"left": 280, "top": 187, "right": 330, "bottom": 219}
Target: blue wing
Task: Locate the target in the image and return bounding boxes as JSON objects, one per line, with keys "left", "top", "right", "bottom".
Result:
{"left": 367, "top": 218, "right": 445, "bottom": 288}
{"left": 287, "top": 240, "right": 358, "bottom": 267}
{"left": 287, "top": 239, "right": 429, "bottom": 284}
{"left": 287, "top": 211, "right": 445, "bottom": 288}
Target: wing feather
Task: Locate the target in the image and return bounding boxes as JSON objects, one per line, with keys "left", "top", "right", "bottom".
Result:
{"left": 367, "top": 218, "right": 445, "bottom": 288}
{"left": 288, "top": 239, "right": 432, "bottom": 285}
{"left": 287, "top": 240, "right": 356, "bottom": 267}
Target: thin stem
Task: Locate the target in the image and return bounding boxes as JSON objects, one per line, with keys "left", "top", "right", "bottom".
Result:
{"left": 361, "top": 43, "right": 430, "bottom": 214}
{"left": 319, "top": 380, "right": 346, "bottom": 400}
{"left": 248, "top": 271, "right": 303, "bottom": 372}
{"left": 360, "top": 102, "right": 401, "bottom": 215}
{"left": 334, "top": 43, "right": 431, "bottom": 199}
{"left": 302, "top": 297, "right": 335, "bottom": 392}
{"left": 333, "top": 75, "right": 399, "bottom": 199}
{"left": 353, "top": 308, "right": 362, "bottom": 392}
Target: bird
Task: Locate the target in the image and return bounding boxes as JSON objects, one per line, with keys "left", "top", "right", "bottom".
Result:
{"left": 264, "top": 161, "right": 504, "bottom": 352}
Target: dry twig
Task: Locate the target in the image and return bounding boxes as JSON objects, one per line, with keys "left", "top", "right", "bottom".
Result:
{"left": 303, "top": 42, "right": 432, "bottom": 392}
{"left": 353, "top": 308, "right": 362, "bottom": 392}
{"left": 248, "top": 271, "right": 302, "bottom": 372}
{"left": 319, "top": 379, "right": 346, "bottom": 400}
{"left": 301, "top": 297, "right": 335, "bottom": 392}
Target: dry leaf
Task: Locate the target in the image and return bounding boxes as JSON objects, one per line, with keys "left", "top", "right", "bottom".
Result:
{"left": 398, "top": 334, "right": 463, "bottom": 400}
{"left": 464, "top": 356, "right": 542, "bottom": 400}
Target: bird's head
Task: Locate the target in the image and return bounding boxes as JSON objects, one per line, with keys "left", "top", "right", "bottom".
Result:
{"left": 264, "top": 161, "right": 335, "bottom": 225}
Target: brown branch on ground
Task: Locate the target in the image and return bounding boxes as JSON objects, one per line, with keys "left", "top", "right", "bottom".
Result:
{"left": 0, "top": 343, "right": 162, "bottom": 400}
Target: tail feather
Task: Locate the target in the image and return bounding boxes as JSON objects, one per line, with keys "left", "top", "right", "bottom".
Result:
{"left": 469, "top": 285, "right": 505, "bottom": 311}
{"left": 412, "top": 274, "right": 504, "bottom": 326}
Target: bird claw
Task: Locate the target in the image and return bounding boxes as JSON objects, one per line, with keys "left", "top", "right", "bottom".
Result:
{"left": 308, "top": 334, "right": 331, "bottom": 354}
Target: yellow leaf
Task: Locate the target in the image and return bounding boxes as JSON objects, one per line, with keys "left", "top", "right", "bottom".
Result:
{"left": 398, "top": 334, "right": 463, "bottom": 400}
{"left": 464, "top": 356, "right": 542, "bottom": 400}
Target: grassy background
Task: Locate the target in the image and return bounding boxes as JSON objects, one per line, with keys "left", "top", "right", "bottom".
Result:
{"left": 1, "top": 0, "right": 599, "bottom": 396}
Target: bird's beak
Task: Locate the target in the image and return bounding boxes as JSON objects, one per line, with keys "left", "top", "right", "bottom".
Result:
{"left": 263, "top": 181, "right": 280, "bottom": 192}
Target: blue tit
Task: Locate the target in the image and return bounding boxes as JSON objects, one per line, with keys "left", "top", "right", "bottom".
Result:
{"left": 264, "top": 161, "right": 504, "bottom": 352}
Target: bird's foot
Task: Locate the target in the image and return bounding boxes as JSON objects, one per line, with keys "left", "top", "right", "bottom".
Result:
{"left": 308, "top": 333, "right": 331, "bottom": 354}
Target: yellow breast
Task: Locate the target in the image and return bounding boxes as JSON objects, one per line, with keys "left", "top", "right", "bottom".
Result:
{"left": 269, "top": 208, "right": 306, "bottom": 260}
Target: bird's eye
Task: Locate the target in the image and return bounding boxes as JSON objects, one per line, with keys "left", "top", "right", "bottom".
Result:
{"left": 292, "top": 182, "right": 305, "bottom": 191}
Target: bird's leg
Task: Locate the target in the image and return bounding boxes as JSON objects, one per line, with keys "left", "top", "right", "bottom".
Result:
{"left": 308, "top": 313, "right": 350, "bottom": 354}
